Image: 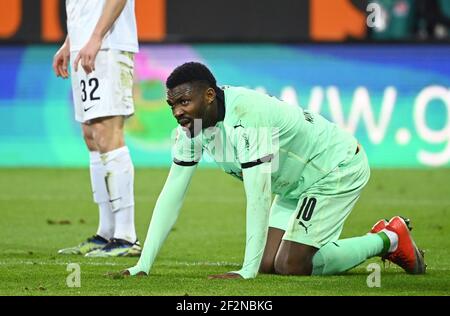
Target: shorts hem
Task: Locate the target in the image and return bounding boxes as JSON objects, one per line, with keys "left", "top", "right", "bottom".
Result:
{"left": 282, "top": 235, "right": 321, "bottom": 249}
{"left": 75, "top": 112, "right": 134, "bottom": 123}
{"left": 268, "top": 222, "right": 288, "bottom": 231}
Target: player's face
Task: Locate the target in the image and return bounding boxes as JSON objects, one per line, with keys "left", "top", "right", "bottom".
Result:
{"left": 167, "top": 83, "right": 212, "bottom": 138}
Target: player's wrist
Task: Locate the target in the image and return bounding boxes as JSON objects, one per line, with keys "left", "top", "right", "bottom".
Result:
{"left": 62, "top": 44, "right": 70, "bottom": 54}
{"left": 230, "top": 268, "right": 257, "bottom": 279}
{"left": 90, "top": 32, "right": 103, "bottom": 43}
{"left": 127, "top": 265, "right": 146, "bottom": 276}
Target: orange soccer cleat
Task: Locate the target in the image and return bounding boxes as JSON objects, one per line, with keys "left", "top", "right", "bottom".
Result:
{"left": 383, "top": 216, "right": 426, "bottom": 274}
{"left": 370, "top": 218, "right": 389, "bottom": 234}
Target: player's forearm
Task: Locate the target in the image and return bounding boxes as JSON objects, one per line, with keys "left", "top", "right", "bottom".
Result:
{"left": 131, "top": 163, "right": 196, "bottom": 274}
{"left": 90, "top": 0, "right": 127, "bottom": 41}
{"left": 232, "top": 164, "right": 272, "bottom": 279}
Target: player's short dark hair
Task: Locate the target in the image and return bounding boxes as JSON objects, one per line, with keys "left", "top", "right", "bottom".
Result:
{"left": 166, "top": 62, "right": 217, "bottom": 90}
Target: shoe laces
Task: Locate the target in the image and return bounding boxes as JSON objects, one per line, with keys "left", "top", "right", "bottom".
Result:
{"left": 80, "top": 236, "right": 98, "bottom": 246}
{"left": 86, "top": 235, "right": 98, "bottom": 243}
{"left": 103, "top": 238, "right": 131, "bottom": 250}
{"left": 85, "top": 235, "right": 108, "bottom": 245}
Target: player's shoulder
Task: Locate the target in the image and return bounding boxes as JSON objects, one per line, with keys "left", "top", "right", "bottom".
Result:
{"left": 223, "top": 86, "right": 272, "bottom": 127}
{"left": 223, "top": 86, "right": 263, "bottom": 105}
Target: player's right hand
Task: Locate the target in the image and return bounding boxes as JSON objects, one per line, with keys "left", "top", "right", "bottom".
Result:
{"left": 53, "top": 43, "right": 70, "bottom": 79}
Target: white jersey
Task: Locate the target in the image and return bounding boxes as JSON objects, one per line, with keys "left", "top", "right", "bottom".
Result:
{"left": 66, "top": 0, "right": 138, "bottom": 53}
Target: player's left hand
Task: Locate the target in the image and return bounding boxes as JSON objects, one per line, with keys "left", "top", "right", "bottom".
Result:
{"left": 208, "top": 272, "right": 243, "bottom": 280}
{"left": 73, "top": 34, "right": 102, "bottom": 74}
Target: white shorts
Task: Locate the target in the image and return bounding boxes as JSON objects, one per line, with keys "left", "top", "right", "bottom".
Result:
{"left": 70, "top": 49, "right": 135, "bottom": 123}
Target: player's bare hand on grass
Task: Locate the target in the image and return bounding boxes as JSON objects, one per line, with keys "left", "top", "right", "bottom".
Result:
{"left": 120, "top": 269, "right": 148, "bottom": 277}
{"left": 74, "top": 34, "right": 102, "bottom": 74}
{"left": 53, "top": 42, "right": 70, "bottom": 79}
{"left": 208, "top": 273, "right": 242, "bottom": 280}
{"left": 105, "top": 270, "right": 147, "bottom": 279}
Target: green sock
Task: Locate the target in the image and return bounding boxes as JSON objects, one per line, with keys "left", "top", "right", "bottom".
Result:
{"left": 377, "top": 231, "right": 391, "bottom": 254}
{"left": 312, "top": 234, "right": 384, "bottom": 275}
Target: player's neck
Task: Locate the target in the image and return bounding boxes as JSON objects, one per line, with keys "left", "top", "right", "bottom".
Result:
{"left": 216, "top": 88, "right": 225, "bottom": 122}
{"left": 205, "top": 89, "right": 225, "bottom": 128}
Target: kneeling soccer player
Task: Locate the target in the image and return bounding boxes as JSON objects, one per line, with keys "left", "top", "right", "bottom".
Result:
{"left": 123, "top": 62, "right": 426, "bottom": 279}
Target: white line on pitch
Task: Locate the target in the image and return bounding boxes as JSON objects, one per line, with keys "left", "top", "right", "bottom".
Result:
{"left": 0, "top": 260, "right": 241, "bottom": 267}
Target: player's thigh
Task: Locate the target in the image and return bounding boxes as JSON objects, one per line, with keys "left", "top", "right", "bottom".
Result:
{"left": 90, "top": 115, "right": 125, "bottom": 134}
{"left": 268, "top": 195, "right": 298, "bottom": 231}
{"left": 273, "top": 189, "right": 361, "bottom": 275}
{"left": 81, "top": 123, "right": 97, "bottom": 151}
{"left": 70, "top": 49, "right": 135, "bottom": 124}
{"left": 283, "top": 149, "right": 370, "bottom": 249}
{"left": 260, "top": 196, "right": 298, "bottom": 273}
{"left": 89, "top": 116, "right": 126, "bottom": 151}
{"left": 274, "top": 240, "right": 318, "bottom": 275}
{"left": 260, "top": 227, "right": 285, "bottom": 273}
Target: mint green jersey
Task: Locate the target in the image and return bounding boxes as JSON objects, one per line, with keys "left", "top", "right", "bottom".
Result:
{"left": 173, "top": 86, "right": 358, "bottom": 199}
{"left": 129, "top": 86, "right": 361, "bottom": 279}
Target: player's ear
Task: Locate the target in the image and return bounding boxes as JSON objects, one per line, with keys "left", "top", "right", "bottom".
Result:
{"left": 205, "top": 87, "right": 216, "bottom": 104}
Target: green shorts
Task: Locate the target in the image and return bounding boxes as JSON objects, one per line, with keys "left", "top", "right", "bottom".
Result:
{"left": 268, "top": 146, "right": 370, "bottom": 249}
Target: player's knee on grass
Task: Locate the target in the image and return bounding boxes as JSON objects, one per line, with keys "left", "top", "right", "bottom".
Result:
{"left": 273, "top": 241, "right": 318, "bottom": 276}
{"left": 273, "top": 256, "right": 313, "bottom": 276}
{"left": 259, "top": 257, "right": 276, "bottom": 274}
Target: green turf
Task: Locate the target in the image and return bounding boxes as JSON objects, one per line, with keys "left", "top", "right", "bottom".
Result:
{"left": 0, "top": 168, "right": 449, "bottom": 296}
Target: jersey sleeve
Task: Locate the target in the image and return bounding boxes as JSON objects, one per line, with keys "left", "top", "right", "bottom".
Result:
{"left": 235, "top": 126, "right": 273, "bottom": 168}
{"left": 172, "top": 127, "right": 203, "bottom": 166}
{"left": 231, "top": 94, "right": 274, "bottom": 168}
{"left": 230, "top": 162, "right": 272, "bottom": 279}
{"left": 127, "top": 162, "right": 197, "bottom": 275}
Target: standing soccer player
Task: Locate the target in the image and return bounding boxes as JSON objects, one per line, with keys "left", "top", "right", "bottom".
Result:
{"left": 53, "top": 0, "right": 141, "bottom": 257}
{"left": 124, "top": 62, "right": 425, "bottom": 278}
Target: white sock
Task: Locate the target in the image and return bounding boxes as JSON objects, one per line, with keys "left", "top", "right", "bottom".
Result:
{"left": 89, "top": 151, "right": 114, "bottom": 240}
{"left": 97, "top": 202, "right": 115, "bottom": 240}
{"left": 101, "top": 147, "right": 136, "bottom": 243}
{"left": 381, "top": 228, "right": 398, "bottom": 253}
{"left": 113, "top": 206, "right": 136, "bottom": 243}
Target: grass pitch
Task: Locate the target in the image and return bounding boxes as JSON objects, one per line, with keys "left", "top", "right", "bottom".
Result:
{"left": 0, "top": 168, "right": 449, "bottom": 296}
